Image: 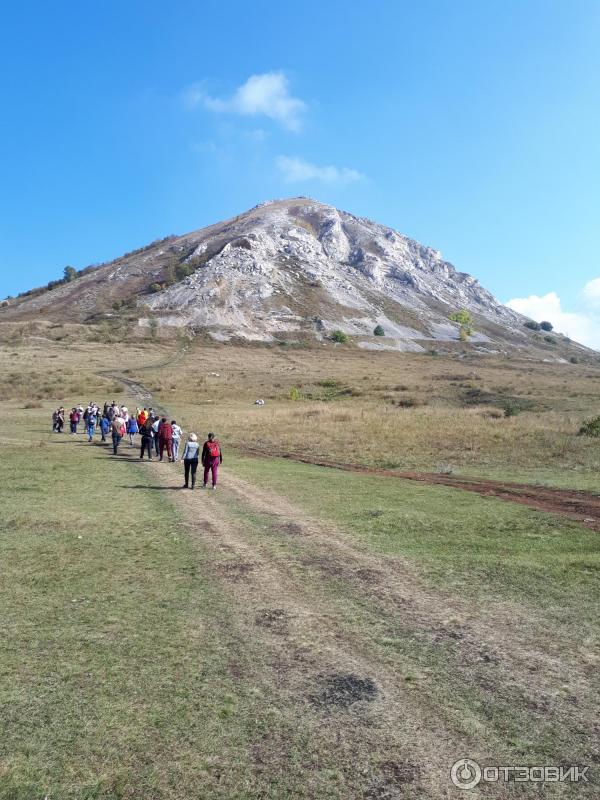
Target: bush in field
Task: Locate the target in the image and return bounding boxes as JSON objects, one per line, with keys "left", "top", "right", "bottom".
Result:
{"left": 578, "top": 416, "right": 600, "bottom": 437}
{"left": 524, "top": 320, "right": 541, "bottom": 331}
{"left": 373, "top": 325, "right": 385, "bottom": 336}
{"left": 540, "top": 320, "right": 553, "bottom": 331}
{"left": 289, "top": 387, "right": 303, "bottom": 401}
{"left": 331, "top": 330, "right": 349, "bottom": 343}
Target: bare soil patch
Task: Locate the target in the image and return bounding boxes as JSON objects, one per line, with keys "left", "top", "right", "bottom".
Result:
{"left": 242, "top": 446, "right": 600, "bottom": 529}
{"left": 309, "top": 673, "right": 378, "bottom": 709}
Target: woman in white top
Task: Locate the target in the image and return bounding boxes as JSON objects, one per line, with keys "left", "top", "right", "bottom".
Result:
{"left": 171, "top": 420, "right": 183, "bottom": 461}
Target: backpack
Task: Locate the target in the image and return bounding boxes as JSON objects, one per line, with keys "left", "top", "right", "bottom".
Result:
{"left": 207, "top": 440, "right": 220, "bottom": 458}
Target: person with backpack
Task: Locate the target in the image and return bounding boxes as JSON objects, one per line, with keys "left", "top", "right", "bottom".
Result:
{"left": 201, "top": 433, "right": 222, "bottom": 490}
{"left": 140, "top": 417, "right": 154, "bottom": 460}
{"left": 111, "top": 414, "right": 126, "bottom": 455}
{"left": 171, "top": 420, "right": 183, "bottom": 461}
{"left": 127, "top": 414, "right": 139, "bottom": 445}
{"left": 181, "top": 433, "right": 200, "bottom": 489}
{"left": 52, "top": 409, "right": 59, "bottom": 432}
{"left": 86, "top": 409, "right": 97, "bottom": 442}
{"left": 158, "top": 417, "right": 173, "bottom": 462}
{"left": 99, "top": 414, "right": 110, "bottom": 442}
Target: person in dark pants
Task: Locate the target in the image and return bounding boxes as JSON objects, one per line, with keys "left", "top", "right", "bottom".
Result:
{"left": 152, "top": 415, "right": 161, "bottom": 456}
{"left": 181, "top": 433, "right": 200, "bottom": 489}
{"left": 140, "top": 418, "right": 154, "bottom": 460}
{"left": 111, "top": 415, "right": 125, "bottom": 455}
{"left": 201, "top": 433, "right": 222, "bottom": 490}
{"left": 158, "top": 418, "right": 173, "bottom": 462}
{"left": 100, "top": 415, "right": 110, "bottom": 442}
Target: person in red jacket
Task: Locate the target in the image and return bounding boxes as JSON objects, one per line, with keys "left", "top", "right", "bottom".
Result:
{"left": 201, "top": 433, "right": 222, "bottom": 489}
{"left": 158, "top": 417, "right": 174, "bottom": 462}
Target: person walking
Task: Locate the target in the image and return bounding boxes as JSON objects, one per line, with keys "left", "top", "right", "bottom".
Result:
{"left": 201, "top": 433, "right": 222, "bottom": 490}
{"left": 159, "top": 417, "right": 173, "bottom": 462}
{"left": 56, "top": 407, "right": 64, "bottom": 433}
{"left": 152, "top": 415, "right": 161, "bottom": 456}
{"left": 181, "top": 433, "right": 200, "bottom": 489}
{"left": 140, "top": 418, "right": 154, "bottom": 460}
{"left": 100, "top": 414, "right": 110, "bottom": 442}
{"left": 171, "top": 420, "right": 183, "bottom": 461}
{"left": 52, "top": 409, "right": 59, "bottom": 432}
{"left": 111, "top": 413, "right": 126, "bottom": 455}
{"left": 69, "top": 408, "right": 79, "bottom": 434}
{"left": 127, "top": 414, "right": 139, "bottom": 446}
{"left": 86, "top": 409, "right": 97, "bottom": 442}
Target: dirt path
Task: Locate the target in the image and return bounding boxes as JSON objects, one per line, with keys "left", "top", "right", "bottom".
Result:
{"left": 239, "top": 446, "right": 600, "bottom": 530}
{"left": 127, "top": 451, "right": 514, "bottom": 798}
{"left": 103, "top": 447, "right": 597, "bottom": 797}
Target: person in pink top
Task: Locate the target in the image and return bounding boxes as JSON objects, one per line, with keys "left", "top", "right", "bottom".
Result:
{"left": 201, "top": 433, "right": 222, "bottom": 490}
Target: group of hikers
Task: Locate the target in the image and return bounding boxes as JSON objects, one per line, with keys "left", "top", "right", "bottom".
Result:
{"left": 51, "top": 401, "right": 223, "bottom": 490}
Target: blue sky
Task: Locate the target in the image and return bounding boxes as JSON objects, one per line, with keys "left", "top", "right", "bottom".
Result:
{"left": 1, "top": 1, "right": 600, "bottom": 342}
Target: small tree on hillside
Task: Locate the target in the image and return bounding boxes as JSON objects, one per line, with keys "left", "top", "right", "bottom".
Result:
{"left": 449, "top": 309, "right": 473, "bottom": 339}
{"left": 374, "top": 324, "right": 385, "bottom": 336}
{"left": 524, "top": 320, "right": 541, "bottom": 331}
{"left": 540, "top": 320, "right": 553, "bottom": 331}
{"left": 63, "top": 266, "right": 77, "bottom": 282}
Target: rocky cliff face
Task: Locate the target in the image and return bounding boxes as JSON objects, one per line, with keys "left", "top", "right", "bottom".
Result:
{"left": 2, "top": 197, "right": 546, "bottom": 353}
{"left": 143, "top": 198, "right": 525, "bottom": 351}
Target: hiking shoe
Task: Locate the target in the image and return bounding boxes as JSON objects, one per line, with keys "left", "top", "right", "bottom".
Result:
{"left": 211, "top": 485, "right": 216, "bottom": 491}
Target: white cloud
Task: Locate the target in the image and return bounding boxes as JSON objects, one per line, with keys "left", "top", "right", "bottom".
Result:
{"left": 276, "top": 155, "right": 364, "bottom": 184}
{"left": 582, "top": 277, "right": 600, "bottom": 307}
{"left": 185, "top": 72, "right": 306, "bottom": 131}
{"left": 506, "top": 291, "right": 600, "bottom": 349}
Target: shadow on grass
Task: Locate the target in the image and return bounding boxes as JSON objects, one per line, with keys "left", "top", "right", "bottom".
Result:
{"left": 121, "top": 484, "right": 184, "bottom": 490}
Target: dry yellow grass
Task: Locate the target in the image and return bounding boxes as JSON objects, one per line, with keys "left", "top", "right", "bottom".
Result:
{"left": 2, "top": 325, "right": 600, "bottom": 485}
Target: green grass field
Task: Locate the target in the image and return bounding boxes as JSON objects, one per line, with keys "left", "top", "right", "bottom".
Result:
{"left": 1, "top": 334, "right": 599, "bottom": 798}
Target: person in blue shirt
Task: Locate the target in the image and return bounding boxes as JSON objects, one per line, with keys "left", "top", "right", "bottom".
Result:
{"left": 87, "top": 413, "right": 97, "bottom": 442}
{"left": 99, "top": 415, "right": 110, "bottom": 442}
{"left": 127, "top": 415, "right": 139, "bottom": 446}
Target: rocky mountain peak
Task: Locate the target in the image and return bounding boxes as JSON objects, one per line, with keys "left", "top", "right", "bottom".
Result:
{"left": 3, "top": 197, "right": 573, "bottom": 356}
